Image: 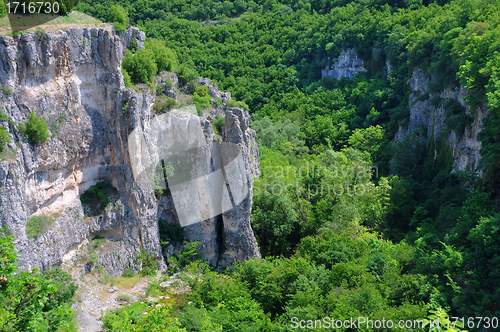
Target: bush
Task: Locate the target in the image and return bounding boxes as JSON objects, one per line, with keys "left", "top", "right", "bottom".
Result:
{"left": 80, "top": 181, "right": 117, "bottom": 215}
{"left": 0, "top": 86, "right": 12, "bottom": 96}
{"left": 144, "top": 39, "right": 177, "bottom": 72}
{"left": 122, "top": 67, "right": 132, "bottom": 88}
{"left": 177, "top": 64, "right": 197, "bottom": 86}
{"left": 122, "top": 268, "right": 135, "bottom": 278}
{"left": 159, "top": 220, "right": 184, "bottom": 246}
{"left": 122, "top": 49, "right": 158, "bottom": 84}
{"left": 153, "top": 98, "right": 178, "bottom": 113}
{"left": 226, "top": 99, "right": 249, "bottom": 111}
{"left": 0, "top": 127, "right": 10, "bottom": 152}
{"left": 212, "top": 115, "right": 225, "bottom": 135}
{"left": 108, "top": 5, "right": 128, "bottom": 33}
{"left": 22, "top": 112, "right": 50, "bottom": 145}
{"left": 137, "top": 250, "right": 158, "bottom": 276}
{"left": 25, "top": 215, "right": 54, "bottom": 238}
{"left": 41, "top": 268, "right": 78, "bottom": 309}
{"left": 88, "top": 253, "right": 98, "bottom": 266}
{"left": 194, "top": 93, "right": 211, "bottom": 115}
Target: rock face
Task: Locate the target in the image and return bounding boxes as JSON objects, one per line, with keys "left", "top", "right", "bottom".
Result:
{"left": 395, "top": 68, "right": 486, "bottom": 172}
{"left": 0, "top": 27, "right": 260, "bottom": 275}
{"left": 322, "top": 48, "right": 366, "bottom": 79}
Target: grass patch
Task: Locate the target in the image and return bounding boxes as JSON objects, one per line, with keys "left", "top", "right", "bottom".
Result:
{"left": 26, "top": 214, "right": 54, "bottom": 238}
{"left": 122, "top": 268, "right": 135, "bottom": 278}
{"left": 0, "top": 11, "right": 104, "bottom": 34}
{"left": 153, "top": 97, "right": 178, "bottom": 114}
{"left": 116, "top": 293, "right": 133, "bottom": 302}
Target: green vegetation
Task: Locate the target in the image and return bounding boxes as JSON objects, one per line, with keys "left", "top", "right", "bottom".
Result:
{"left": 11, "top": 0, "right": 500, "bottom": 329}
{"left": 122, "top": 39, "right": 177, "bottom": 85}
{"left": 121, "top": 268, "right": 135, "bottom": 278}
{"left": 108, "top": 5, "right": 128, "bottom": 33}
{"left": 212, "top": 115, "right": 224, "bottom": 135}
{"left": 137, "top": 249, "right": 158, "bottom": 276}
{"left": 0, "top": 236, "right": 77, "bottom": 331}
{"left": 153, "top": 97, "right": 178, "bottom": 113}
{"left": 18, "top": 112, "right": 50, "bottom": 145}
{"left": 25, "top": 214, "right": 55, "bottom": 238}
{"left": 159, "top": 220, "right": 184, "bottom": 247}
{"left": 80, "top": 181, "right": 118, "bottom": 216}
{"left": 116, "top": 293, "right": 133, "bottom": 302}
{"left": 0, "top": 126, "right": 10, "bottom": 152}
{"left": 193, "top": 85, "right": 211, "bottom": 115}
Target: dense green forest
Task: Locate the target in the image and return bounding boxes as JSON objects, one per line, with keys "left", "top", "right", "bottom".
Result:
{"left": 3, "top": 0, "right": 500, "bottom": 330}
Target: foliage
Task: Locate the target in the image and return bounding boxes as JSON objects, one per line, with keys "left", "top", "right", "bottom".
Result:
{"left": 153, "top": 98, "right": 178, "bottom": 113}
{"left": 80, "top": 181, "right": 117, "bottom": 215}
{"left": 108, "top": 5, "right": 128, "bottom": 33}
{"left": 159, "top": 220, "right": 185, "bottom": 247}
{"left": 0, "top": 126, "right": 10, "bottom": 152}
{"left": 103, "top": 303, "right": 187, "bottom": 332}
{"left": 20, "top": 112, "right": 50, "bottom": 145}
{"left": 137, "top": 249, "right": 158, "bottom": 276}
{"left": 122, "top": 49, "right": 158, "bottom": 84}
{"left": 25, "top": 214, "right": 55, "bottom": 238}
{"left": 212, "top": 115, "right": 224, "bottom": 135}
{"left": 177, "top": 241, "right": 202, "bottom": 267}
{"left": 193, "top": 88, "right": 211, "bottom": 115}
{"left": 121, "top": 268, "right": 135, "bottom": 278}
{"left": 144, "top": 39, "right": 177, "bottom": 72}
{"left": 0, "top": 236, "right": 76, "bottom": 331}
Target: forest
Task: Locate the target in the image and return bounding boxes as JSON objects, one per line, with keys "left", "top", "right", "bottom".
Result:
{"left": 2, "top": 0, "right": 500, "bottom": 330}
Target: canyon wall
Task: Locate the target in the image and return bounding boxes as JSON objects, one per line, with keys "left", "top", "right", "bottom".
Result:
{"left": 0, "top": 27, "right": 260, "bottom": 276}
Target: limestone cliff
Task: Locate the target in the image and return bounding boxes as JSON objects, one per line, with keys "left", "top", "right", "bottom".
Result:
{"left": 322, "top": 48, "right": 366, "bottom": 80}
{"left": 395, "top": 68, "right": 486, "bottom": 172}
{"left": 0, "top": 27, "right": 260, "bottom": 276}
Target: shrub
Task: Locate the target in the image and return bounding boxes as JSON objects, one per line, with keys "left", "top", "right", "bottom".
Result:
{"left": 153, "top": 98, "right": 178, "bottom": 113}
{"left": 0, "top": 86, "right": 12, "bottom": 96}
{"left": 25, "top": 215, "right": 54, "bottom": 238}
{"left": 108, "top": 5, "right": 128, "bottom": 34}
{"left": 177, "top": 64, "right": 197, "bottom": 85}
{"left": 194, "top": 94, "right": 212, "bottom": 115}
{"left": 122, "top": 49, "right": 158, "bottom": 84}
{"left": 159, "top": 220, "right": 185, "bottom": 246}
{"left": 80, "top": 181, "right": 117, "bottom": 215}
{"left": 122, "top": 268, "right": 135, "bottom": 278}
{"left": 194, "top": 85, "right": 209, "bottom": 97}
{"left": 41, "top": 268, "right": 78, "bottom": 309}
{"left": 122, "top": 67, "right": 132, "bottom": 88}
{"left": 88, "top": 253, "right": 98, "bottom": 266}
{"left": 136, "top": 250, "right": 158, "bottom": 276}
{"left": 177, "top": 241, "right": 202, "bottom": 267}
{"left": 212, "top": 115, "right": 225, "bottom": 135}
{"left": 23, "top": 112, "right": 50, "bottom": 145}
{"left": 144, "top": 39, "right": 177, "bottom": 72}
{"left": 226, "top": 99, "right": 249, "bottom": 111}
{"left": 0, "top": 127, "right": 10, "bottom": 152}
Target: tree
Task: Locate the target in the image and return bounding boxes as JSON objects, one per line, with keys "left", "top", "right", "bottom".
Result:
{"left": 108, "top": 5, "right": 128, "bottom": 33}
{"left": 122, "top": 49, "right": 158, "bottom": 84}
{"left": 0, "top": 236, "right": 75, "bottom": 331}
{"left": 144, "top": 39, "right": 178, "bottom": 72}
